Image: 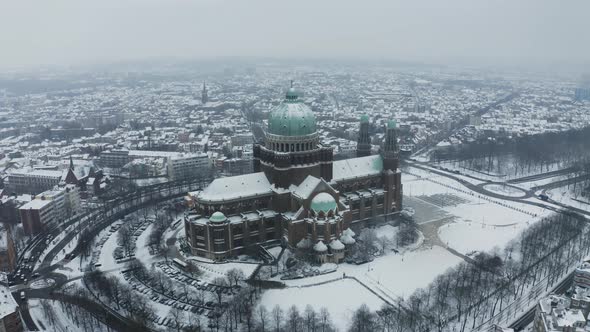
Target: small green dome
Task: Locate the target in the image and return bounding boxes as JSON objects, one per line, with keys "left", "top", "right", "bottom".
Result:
{"left": 360, "top": 114, "right": 369, "bottom": 123}
{"left": 388, "top": 119, "right": 397, "bottom": 129}
{"left": 209, "top": 211, "right": 227, "bottom": 223}
{"left": 310, "top": 192, "right": 337, "bottom": 214}
{"left": 268, "top": 88, "right": 317, "bottom": 136}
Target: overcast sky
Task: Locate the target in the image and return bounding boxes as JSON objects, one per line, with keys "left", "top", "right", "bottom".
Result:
{"left": 1, "top": 0, "right": 589, "bottom": 69}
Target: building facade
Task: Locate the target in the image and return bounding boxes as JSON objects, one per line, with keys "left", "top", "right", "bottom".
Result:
{"left": 18, "top": 199, "right": 54, "bottom": 236}
{"left": 168, "top": 153, "right": 210, "bottom": 181}
{"left": 185, "top": 86, "right": 402, "bottom": 261}
{"left": 6, "top": 170, "right": 63, "bottom": 195}
{"left": 0, "top": 227, "right": 16, "bottom": 273}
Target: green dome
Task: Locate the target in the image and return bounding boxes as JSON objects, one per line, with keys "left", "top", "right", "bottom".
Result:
{"left": 360, "top": 114, "right": 369, "bottom": 123}
{"left": 209, "top": 211, "right": 227, "bottom": 223}
{"left": 268, "top": 88, "right": 317, "bottom": 136}
{"left": 388, "top": 119, "right": 397, "bottom": 129}
{"left": 310, "top": 193, "right": 337, "bottom": 214}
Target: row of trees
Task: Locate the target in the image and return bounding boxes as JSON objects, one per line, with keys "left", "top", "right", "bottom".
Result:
{"left": 39, "top": 298, "right": 106, "bottom": 332}
{"left": 431, "top": 127, "right": 590, "bottom": 178}
{"left": 343, "top": 212, "right": 590, "bottom": 332}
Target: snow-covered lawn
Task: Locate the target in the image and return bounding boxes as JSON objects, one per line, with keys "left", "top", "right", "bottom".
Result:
{"left": 260, "top": 278, "right": 385, "bottom": 332}
{"left": 438, "top": 221, "right": 524, "bottom": 255}
{"left": 342, "top": 245, "right": 461, "bottom": 299}
{"left": 97, "top": 229, "right": 121, "bottom": 271}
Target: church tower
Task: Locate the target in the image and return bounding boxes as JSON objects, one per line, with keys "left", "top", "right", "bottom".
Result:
{"left": 253, "top": 83, "right": 333, "bottom": 189}
{"left": 356, "top": 115, "right": 371, "bottom": 157}
{"left": 201, "top": 82, "right": 208, "bottom": 104}
{"left": 382, "top": 120, "right": 399, "bottom": 171}
{"left": 381, "top": 119, "right": 402, "bottom": 213}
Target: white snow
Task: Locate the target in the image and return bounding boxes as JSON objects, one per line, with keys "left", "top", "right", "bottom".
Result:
{"left": 197, "top": 172, "right": 271, "bottom": 202}
{"left": 313, "top": 241, "right": 328, "bottom": 252}
{"left": 260, "top": 278, "right": 385, "bottom": 332}
{"left": 332, "top": 155, "right": 383, "bottom": 182}
{"left": 438, "top": 221, "right": 524, "bottom": 255}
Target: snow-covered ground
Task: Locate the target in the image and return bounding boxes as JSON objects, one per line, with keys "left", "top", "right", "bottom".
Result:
{"left": 438, "top": 222, "right": 524, "bottom": 255}
{"left": 29, "top": 298, "right": 109, "bottom": 332}
{"left": 546, "top": 186, "right": 590, "bottom": 210}
{"left": 97, "top": 228, "right": 121, "bottom": 271}
{"left": 260, "top": 278, "right": 385, "bottom": 332}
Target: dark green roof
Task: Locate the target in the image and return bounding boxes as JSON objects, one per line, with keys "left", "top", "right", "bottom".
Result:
{"left": 268, "top": 89, "right": 317, "bottom": 136}
{"left": 310, "top": 192, "right": 337, "bottom": 213}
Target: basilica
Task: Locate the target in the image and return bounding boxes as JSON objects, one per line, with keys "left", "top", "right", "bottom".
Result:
{"left": 184, "top": 86, "right": 402, "bottom": 262}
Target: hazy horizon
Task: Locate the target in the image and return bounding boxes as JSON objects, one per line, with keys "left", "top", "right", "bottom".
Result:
{"left": 1, "top": 0, "right": 590, "bottom": 70}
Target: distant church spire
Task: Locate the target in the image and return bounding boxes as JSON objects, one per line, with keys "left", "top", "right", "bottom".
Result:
{"left": 69, "top": 155, "right": 75, "bottom": 170}
{"left": 356, "top": 115, "right": 371, "bottom": 157}
{"left": 202, "top": 82, "right": 208, "bottom": 104}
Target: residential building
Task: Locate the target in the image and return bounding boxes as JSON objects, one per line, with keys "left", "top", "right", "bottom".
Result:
{"left": 6, "top": 170, "right": 63, "bottom": 195}
{"left": 18, "top": 199, "right": 54, "bottom": 236}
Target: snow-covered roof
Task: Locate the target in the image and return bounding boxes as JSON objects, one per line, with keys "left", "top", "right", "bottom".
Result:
{"left": 0, "top": 285, "right": 18, "bottom": 320}
{"left": 296, "top": 237, "right": 312, "bottom": 249}
{"left": 197, "top": 172, "right": 271, "bottom": 203}
{"left": 313, "top": 240, "right": 328, "bottom": 253}
{"left": 329, "top": 239, "right": 345, "bottom": 251}
{"left": 343, "top": 228, "right": 356, "bottom": 237}
{"left": 19, "top": 199, "right": 52, "bottom": 210}
{"left": 290, "top": 175, "right": 321, "bottom": 199}
{"left": 340, "top": 234, "right": 356, "bottom": 245}
{"left": 332, "top": 155, "right": 383, "bottom": 182}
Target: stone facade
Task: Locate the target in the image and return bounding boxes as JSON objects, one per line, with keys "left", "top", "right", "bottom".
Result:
{"left": 185, "top": 86, "right": 402, "bottom": 261}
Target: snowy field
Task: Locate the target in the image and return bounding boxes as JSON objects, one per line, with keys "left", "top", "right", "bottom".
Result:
{"left": 260, "top": 278, "right": 386, "bottom": 332}
{"left": 403, "top": 166, "right": 552, "bottom": 256}
{"left": 438, "top": 222, "right": 525, "bottom": 255}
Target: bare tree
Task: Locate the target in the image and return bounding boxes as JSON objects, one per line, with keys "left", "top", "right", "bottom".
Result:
{"left": 318, "top": 307, "right": 333, "bottom": 332}
{"left": 285, "top": 305, "right": 301, "bottom": 332}
{"left": 304, "top": 305, "right": 317, "bottom": 332}
{"left": 40, "top": 299, "right": 57, "bottom": 327}
{"left": 226, "top": 268, "right": 246, "bottom": 287}
{"left": 168, "top": 307, "right": 183, "bottom": 332}
{"left": 271, "top": 305, "right": 284, "bottom": 332}
{"left": 348, "top": 304, "right": 376, "bottom": 332}
{"left": 257, "top": 305, "right": 269, "bottom": 332}
{"left": 376, "top": 236, "right": 390, "bottom": 255}
{"left": 212, "top": 276, "right": 228, "bottom": 305}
